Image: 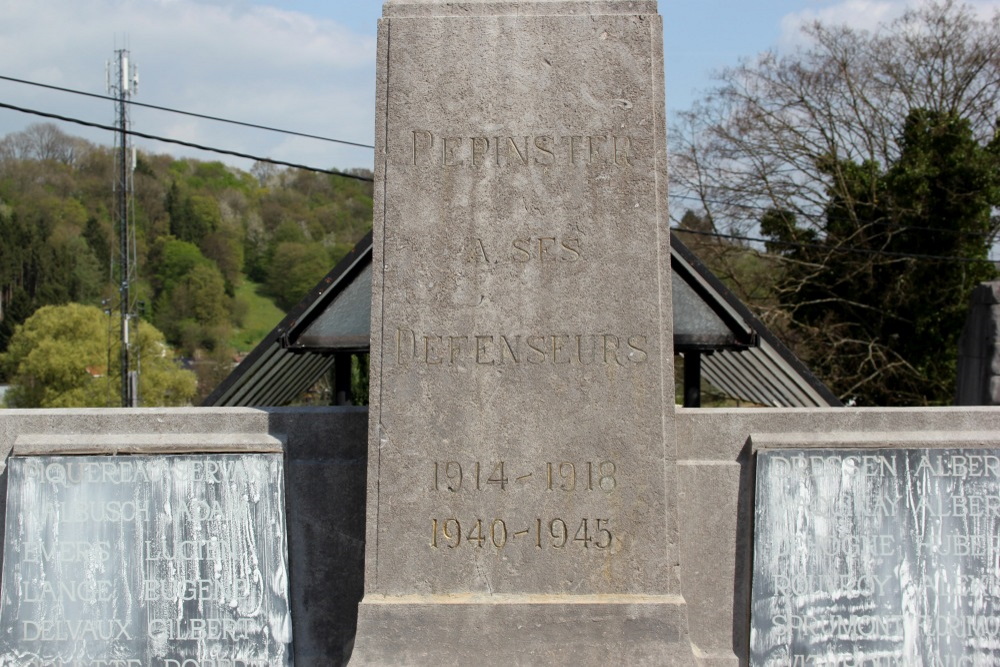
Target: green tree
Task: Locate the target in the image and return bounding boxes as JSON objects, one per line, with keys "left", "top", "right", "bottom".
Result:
{"left": 149, "top": 237, "right": 214, "bottom": 298}
{"left": 760, "top": 111, "right": 1000, "bottom": 405}
{"left": 265, "top": 242, "right": 331, "bottom": 310}
{"left": 157, "top": 263, "right": 232, "bottom": 355}
{"left": 1, "top": 303, "right": 196, "bottom": 407}
{"left": 671, "top": 1, "right": 1000, "bottom": 405}
{"left": 167, "top": 185, "right": 220, "bottom": 246}
{"left": 200, "top": 221, "right": 244, "bottom": 292}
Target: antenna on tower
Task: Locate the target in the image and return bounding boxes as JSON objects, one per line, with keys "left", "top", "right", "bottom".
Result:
{"left": 108, "top": 47, "right": 140, "bottom": 407}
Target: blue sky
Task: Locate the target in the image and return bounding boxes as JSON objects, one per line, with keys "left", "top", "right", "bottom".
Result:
{"left": 0, "top": 1, "right": 997, "bottom": 172}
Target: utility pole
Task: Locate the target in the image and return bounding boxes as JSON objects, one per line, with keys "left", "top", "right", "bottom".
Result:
{"left": 108, "top": 48, "right": 139, "bottom": 407}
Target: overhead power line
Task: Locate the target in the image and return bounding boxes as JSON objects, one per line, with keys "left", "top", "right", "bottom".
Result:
{"left": 670, "top": 192, "right": 998, "bottom": 240}
{"left": 0, "top": 100, "right": 374, "bottom": 182}
{"left": 0, "top": 97, "right": 993, "bottom": 263}
{"left": 0, "top": 73, "right": 375, "bottom": 149}
{"left": 672, "top": 227, "right": 998, "bottom": 264}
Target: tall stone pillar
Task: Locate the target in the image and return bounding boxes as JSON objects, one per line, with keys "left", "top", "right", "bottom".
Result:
{"left": 352, "top": 1, "right": 692, "bottom": 663}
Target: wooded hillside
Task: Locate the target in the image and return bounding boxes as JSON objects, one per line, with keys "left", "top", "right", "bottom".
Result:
{"left": 0, "top": 123, "right": 373, "bottom": 403}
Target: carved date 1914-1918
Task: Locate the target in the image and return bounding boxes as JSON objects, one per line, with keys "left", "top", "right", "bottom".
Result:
{"left": 431, "top": 518, "right": 613, "bottom": 550}
{"left": 433, "top": 461, "right": 617, "bottom": 493}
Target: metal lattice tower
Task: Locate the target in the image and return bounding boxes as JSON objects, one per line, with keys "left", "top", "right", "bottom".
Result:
{"left": 107, "top": 48, "right": 139, "bottom": 407}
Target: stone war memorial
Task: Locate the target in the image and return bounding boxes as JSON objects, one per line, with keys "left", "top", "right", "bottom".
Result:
{"left": 3, "top": 1, "right": 1000, "bottom": 665}
{"left": 350, "top": 0, "right": 687, "bottom": 663}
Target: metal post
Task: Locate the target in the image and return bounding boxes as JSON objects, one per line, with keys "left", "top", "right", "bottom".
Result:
{"left": 109, "top": 48, "right": 138, "bottom": 407}
{"left": 683, "top": 350, "right": 702, "bottom": 408}
{"left": 118, "top": 58, "right": 129, "bottom": 407}
{"left": 333, "top": 353, "right": 353, "bottom": 406}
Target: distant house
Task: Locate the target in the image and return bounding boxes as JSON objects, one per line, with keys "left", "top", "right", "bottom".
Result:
{"left": 206, "top": 232, "right": 839, "bottom": 409}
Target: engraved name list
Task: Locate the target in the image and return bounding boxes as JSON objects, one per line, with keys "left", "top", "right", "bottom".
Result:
{"left": 0, "top": 455, "right": 293, "bottom": 667}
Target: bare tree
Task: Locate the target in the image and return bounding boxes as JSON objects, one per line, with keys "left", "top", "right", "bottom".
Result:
{"left": 670, "top": 0, "right": 1000, "bottom": 405}
{"left": 0, "top": 123, "right": 92, "bottom": 166}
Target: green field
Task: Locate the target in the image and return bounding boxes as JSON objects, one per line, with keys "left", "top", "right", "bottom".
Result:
{"left": 230, "top": 280, "right": 285, "bottom": 352}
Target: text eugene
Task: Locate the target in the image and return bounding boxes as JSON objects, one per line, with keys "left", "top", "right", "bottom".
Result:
{"left": 408, "top": 130, "right": 635, "bottom": 168}
{"left": 774, "top": 613, "right": 1000, "bottom": 641}
{"left": 18, "top": 577, "right": 253, "bottom": 605}
{"left": 395, "top": 328, "right": 649, "bottom": 367}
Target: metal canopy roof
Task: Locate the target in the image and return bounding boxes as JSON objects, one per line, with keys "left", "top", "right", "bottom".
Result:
{"left": 205, "top": 231, "right": 841, "bottom": 408}
{"left": 670, "top": 237, "right": 841, "bottom": 408}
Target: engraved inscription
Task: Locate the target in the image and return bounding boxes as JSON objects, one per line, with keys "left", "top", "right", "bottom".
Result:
{"left": 410, "top": 130, "right": 634, "bottom": 167}
{"left": 432, "top": 460, "right": 618, "bottom": 493}
{"left": 752, "top": 448, "right": 1000, "bottom": 661}
{"left": 431, "top": 517, "right": 614, "bottom": 550}
{"left": 396, "top": 328, "right": 649, "bottom": 367}
{"left": 0, "top": 455, "right": 292, "bottom": 666}
{"left": 471, "top": 236, "right": 583, "bottom": 264}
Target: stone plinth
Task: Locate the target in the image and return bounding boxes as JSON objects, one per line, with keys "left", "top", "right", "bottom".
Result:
{"left": 353, "top": 0, "right": 691, "bottom": 663}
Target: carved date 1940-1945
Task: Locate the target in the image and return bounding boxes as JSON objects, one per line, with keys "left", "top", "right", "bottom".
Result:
{"left": 431, "top": 518, "right": 613, "bottom": 550}
{"left": 432, "top": 461, "right": 617, "bottom": 493}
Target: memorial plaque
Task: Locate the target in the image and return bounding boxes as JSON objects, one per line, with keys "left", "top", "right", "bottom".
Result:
{"left": 0, "top": 455, "right": 292, "bottom": 666}
{"left": 352, "top": 0, "right": 691, "bottom": 663}
{"left": 752, "top": 448, "right": 1000, "bottom": 664}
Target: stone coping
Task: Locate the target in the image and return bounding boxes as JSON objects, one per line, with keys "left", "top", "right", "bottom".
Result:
{"left": 384, "top": 0, "right": 659, "bottom": 18}
{"left": 749, "top": 431, "right": 1000, "bottom": 452}
{"left": 12, "top": 432, "right": 286, "bottom": 456}
{"left": 361, "top": 593, "right": 686, "bottom": 605}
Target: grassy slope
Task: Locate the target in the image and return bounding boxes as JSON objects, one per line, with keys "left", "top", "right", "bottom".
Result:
{"left": 231, "top": 280, "right": 284, "bottom": 353}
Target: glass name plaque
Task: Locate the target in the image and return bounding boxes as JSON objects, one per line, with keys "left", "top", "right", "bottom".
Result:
{"left": 752, "top": 448, "right": 1000, "bottom": 665}
{"left": 0, "top": 454, "right": 293, "bottom": 666}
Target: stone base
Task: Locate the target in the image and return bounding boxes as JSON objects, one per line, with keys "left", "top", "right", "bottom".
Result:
{"left": 349, "top": 594, "right": 694, "bottom": 666}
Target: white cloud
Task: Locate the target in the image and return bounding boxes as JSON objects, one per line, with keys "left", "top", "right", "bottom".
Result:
{"left": 0, "top": 0, "right": 377, "bottom": 171}
{"left": 778, "top": 0, "right": 1000, "bottom": 50}
{"left": 778, "top": 1, "right": 904, "bottom": 48}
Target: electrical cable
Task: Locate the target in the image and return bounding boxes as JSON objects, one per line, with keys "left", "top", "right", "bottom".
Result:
{"left": 0, "top": 100, "right": 374, "bottom": 182}
{"left": 672, "top": 227, "right": 998, "bottom": 264}
{"left": 2, "top": 75, "right": 993, "bottom": 242}
{"left": 0, "top": 73, "right": 375, "bottom": 149}
{"left": 0, "top": 98, "right": 994, "bottom": 261}
{"left": 670, "top": 192, "right": 998, "bottom": 240}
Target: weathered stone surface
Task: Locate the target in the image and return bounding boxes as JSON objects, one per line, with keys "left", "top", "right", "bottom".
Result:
{"left": 0, "top": 406, "right": 370, "bottom": 666}
{"left": 0, "top": 454, "right": 292, "bottom": 666}
{"left": 355, "top": 596, "right": 689, "bottom": 666}
{"left": 675, "top": 408, "right": 1000, "bottom": 665}
{"left": 752, "top": 447, "right": 1000, "bottom": 663}
{"left": 355, "top": 0, "right": 689, "bottom": 662}
{"left": 277, "top": 407, "right": 368, "bottom": 666}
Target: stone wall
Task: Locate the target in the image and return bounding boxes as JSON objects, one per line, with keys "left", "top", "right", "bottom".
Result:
{"left": 0, "top": 406, "right": 368, "bottom": 665}
{"left": 4, "top": 405, "right": 1000, "bottom": 664}
{"left": 676, "top": 406, "right": 1000, "bottom": 665}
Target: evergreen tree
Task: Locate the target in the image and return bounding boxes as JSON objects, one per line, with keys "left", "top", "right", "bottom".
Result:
{"left": 763, "top": 110, "right": 1000, "bottom": 404}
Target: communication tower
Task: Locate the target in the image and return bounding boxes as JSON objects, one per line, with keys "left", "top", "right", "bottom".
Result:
{"left": 107, "top": 48, "right": 139, "bottom": 407}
